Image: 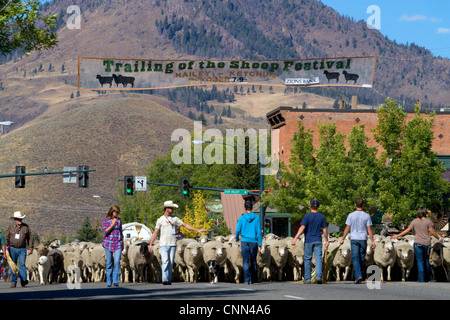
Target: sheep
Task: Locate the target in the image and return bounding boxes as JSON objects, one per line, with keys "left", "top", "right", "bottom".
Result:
{"left": 96, "top": 74, "right": 113, "bottom": 87}
{"left": 442, "top": 243, "right": 450, "bottom": 282}
{"left": 226, "top": 241, "right": 243, "bottom": 284}
{"left": 364, "top": 239, "right": 375, "bottom": 268}
{"left": 127, "top": 241, "right": 152, "bottom": 283}
{"left": 342, "top": 70, "right": 359, "bottom": 84}
{"left": 81, "top": 243, "right": 94, "bottom": 282}
{"left": 394, "top": 241, "right": 414, "bottom": 281}
{"left": 120, "top": 240, "right": 132, "bottom": 283}
{"left": 429, "top": 242, "right": 445, "bottom": 282}
{"left": 374, "top": 238, "right": 396, "bottom": 282}
{"left": 64, "top": 249, "right": 83, "bottom": 284}
{"left": 149, "top": 242, "right": 162, "bottom": 283}
{"left": 25, "top": 249, "right": 39, "bottom": 282}
{"left": 202, "top": 241, "right": 228, "bottom": 283}
{"left": 332, "top": 241, "right": 352, "bottom": 281}
{"left": 90, "top": 244, "right": 106, "bottom": 282}
{"left": 323, "top": 70, "right": 340, "bottom": 83}
{"left": 257, "top": 241, "right": 271, "bottom": 281}
{"left": 286, "top": 238, "right": 304, "bottom": 281}
{"left": 174, "top": 238, "right": 196, "bottom": 282}
{"left": 183, "top": 241, "right": 204, "bottom": 283}
{"left": 112, "top": 74, "right": 135, "bottom": 88}
{"left": 38, "top": 256, "right": 50, "bottom": 285}
{"left": 267, "top": 239, "right": 288, "bottom": 281}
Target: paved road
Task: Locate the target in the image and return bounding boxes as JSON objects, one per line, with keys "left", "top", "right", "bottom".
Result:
{"left": 1, "top": 280, "right": 449, "bottom": 300}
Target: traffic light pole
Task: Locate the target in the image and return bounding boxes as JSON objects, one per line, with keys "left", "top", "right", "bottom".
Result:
{"left": 0, "top": 168, "right": 96, "bottom": 178}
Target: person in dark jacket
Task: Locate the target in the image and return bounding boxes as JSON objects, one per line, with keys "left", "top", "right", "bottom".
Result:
{"left": 235, "top": 200, "right": 262, "bottom": 284}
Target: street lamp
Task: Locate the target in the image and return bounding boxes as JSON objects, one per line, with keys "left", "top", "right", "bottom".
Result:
{"left": 191, "top": 139, "right": 266, "bottom": 233}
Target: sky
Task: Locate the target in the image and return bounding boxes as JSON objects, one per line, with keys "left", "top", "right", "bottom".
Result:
{"left": 319, "top": 0, "right": 450, "bottom": 59}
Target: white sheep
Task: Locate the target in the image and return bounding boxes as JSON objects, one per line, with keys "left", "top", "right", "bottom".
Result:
{"left": 332, "top": 241, "right": 352, "bottom": 281}
{"left": 202, "top": 241, "right": 228, "bottom": 283}
{"left": 394, "top": 241, "right": 414, "bottom": 281}
{"left": 174, "top": 238, "right": 196, "bottom": 282}
{"left": 442, "top": 243, "right": 450, "bottom": 282}
{"left": 90, "top": 244, "right": 106, "bottom": 282}
{"left": 267, "top": 239, "right": 288, "bottom": 281}
{"left": 63, "top": 248, "right": 83, "bottom": 284}
{"left": 257, "top": 241, "right": 271, "bottom": 281}
{"left": 226, "top": 241, "right": 243, "bottom": 284}
{"left": 80, "top": 243, "right": 94, "bottom": 282}
{"left": 183, "top": 241, "right": 204, "bottom": 283}
{"left": 26, "top": 249, "right": 40, "bottom": 282}
{"left": 150, "top": 242, "right": 162, "bottom": 283}
{"left": 286, "top": 238, "right": 304, "bottom": 281}
{"left": 374, "top": 238, "right": 396, "bottom": 282}
{"left": 364, "top": 239, "right": 375, "bottom": 269}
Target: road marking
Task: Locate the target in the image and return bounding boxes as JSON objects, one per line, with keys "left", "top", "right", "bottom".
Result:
{"left": 239, "top": 287, "right": 254, "bottom": 291}
{"left": 284, "top": 295, "right": 305, "bottom": 300}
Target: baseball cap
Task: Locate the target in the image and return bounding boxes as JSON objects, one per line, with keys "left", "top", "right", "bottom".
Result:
{"left": 310, "top": 199, "right": 320, "bottom": 207}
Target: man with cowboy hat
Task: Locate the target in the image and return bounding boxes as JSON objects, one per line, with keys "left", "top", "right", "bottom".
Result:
{"left": 5, "top": 211, "right": 33, "bottom": 287}
{"left": 149, "top": 200, "right": 207, "bottom": 285}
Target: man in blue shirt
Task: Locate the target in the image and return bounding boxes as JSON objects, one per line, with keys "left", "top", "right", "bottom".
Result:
{"left": 292, "top": 199, "right": 328, "bottom": 284}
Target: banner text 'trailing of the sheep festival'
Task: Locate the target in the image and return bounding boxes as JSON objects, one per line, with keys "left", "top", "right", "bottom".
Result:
{"left": 78, "top": 56, "right": 377, "bottom": 90}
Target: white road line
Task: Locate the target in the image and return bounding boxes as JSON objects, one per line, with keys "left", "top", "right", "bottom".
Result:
{"left": 284, "top": 295, "right": 305, "bottom": 300}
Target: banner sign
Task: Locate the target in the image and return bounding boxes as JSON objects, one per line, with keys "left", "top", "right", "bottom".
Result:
{"left": 78, "top": 56, "right": 377, "bottom": 90}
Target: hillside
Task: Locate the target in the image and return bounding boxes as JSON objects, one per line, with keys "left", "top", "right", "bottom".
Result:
{"left": 0, "top": 97, "right": 194, "bottom": 237}
{"left": 0, "top": 0, "right": 449, "bottom": 237}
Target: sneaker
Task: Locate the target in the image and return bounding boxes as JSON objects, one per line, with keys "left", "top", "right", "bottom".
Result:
{"left": 20, "top": 280, "right": 29, "bottom": 287}
{"left": 316, "top": 279, "right": 322, "bottom": 284}
{"left": 354, "top": 277, "right": 363, "bottom": 284}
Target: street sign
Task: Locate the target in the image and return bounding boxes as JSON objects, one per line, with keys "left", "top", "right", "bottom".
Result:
{"left": 224, "top": 189, "right": 248, "bottom": 195}
{"left": 63, "top": 167, "right": 77, "bottom": 183}
{"left": 135, "top": 176, "right": 147, "bottom": 191}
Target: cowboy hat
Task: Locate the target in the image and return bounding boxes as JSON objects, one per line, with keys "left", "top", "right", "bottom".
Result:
{"left": 11, "top": 211, "right": 26, "bottom": 219}
{"left": 162, "top": 200, "right": 179, "bottom": 209}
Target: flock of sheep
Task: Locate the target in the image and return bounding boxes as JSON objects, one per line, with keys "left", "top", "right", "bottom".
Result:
{"left": 8, "top": 233, "right": 450, "bottom": 285}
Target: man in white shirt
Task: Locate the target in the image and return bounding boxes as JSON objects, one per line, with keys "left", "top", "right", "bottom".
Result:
{"left": 149, "top": 200, "right": 207, "bottom": 285}
{"left": 340, "top": 198, "right": 375, "bottom": 284}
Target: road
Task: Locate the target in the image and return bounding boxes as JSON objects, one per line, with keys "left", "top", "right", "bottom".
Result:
{"left": 1, "top": 280, "right": 449, "bottom": 300}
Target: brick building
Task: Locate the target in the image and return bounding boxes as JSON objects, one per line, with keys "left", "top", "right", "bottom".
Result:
{"left": 266, "top": 107, "right": 450, "bottom": 178}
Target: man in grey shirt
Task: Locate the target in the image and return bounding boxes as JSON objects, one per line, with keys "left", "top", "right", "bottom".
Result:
{"left": 340, "top": 198, "right": 375, "bottom": 284}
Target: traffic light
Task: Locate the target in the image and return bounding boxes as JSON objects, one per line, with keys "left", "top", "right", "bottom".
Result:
{"left": 264, "top": 217, "right": 272, "bottom": 234}
{"left": 78, "top": 165, "right": 89, "bottom": 188}
{"left": 15, "top": 166, "right": 25, "bottom": 188}
{"left": 180, "top": 176, "right": 190, "bottom": 198}
{"left": 124, "top": 175, "right": 134, "bottom": 196}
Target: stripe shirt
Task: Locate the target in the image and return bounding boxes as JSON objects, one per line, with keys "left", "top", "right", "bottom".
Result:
{"left": 102, "top": 218, "right": 123, "bottom": 252}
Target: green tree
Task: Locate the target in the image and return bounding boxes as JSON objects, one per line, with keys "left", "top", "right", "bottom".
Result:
{"left": 0, "top": 0, "right": 58, "bottom": 54}
{"left": 76, "top": 216, "right": 102, "bottom": 242}
{"left": 375, "top": 104, "right": 449, "bottom": 227}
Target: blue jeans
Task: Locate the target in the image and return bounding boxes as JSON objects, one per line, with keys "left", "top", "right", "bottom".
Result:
{"left": 105, "top": 248, "right": 122, "bottom": 286}
{"left": 160, "top": 245, "right": 176, "bottom": 283}
{"left": 241, "top": 242, "right": 259, "bottom": 283}
{"left": 9, "top": 247, "right": 28, "bottom": 284}
{"left": 304, "top": 241, "right": 323, "bottom": 281}
{"left": 351, "top": 240, "right": 367, "bottom": 281}
{"left": 414, "top": 243, "right": 431, "bottom": 282}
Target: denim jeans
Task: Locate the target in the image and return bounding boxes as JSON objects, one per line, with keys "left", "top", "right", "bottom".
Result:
{"left": 304, "top": 241, "right": 323, "bottom": 281}
{"left": 9, "top": 247, "right": 28, "bottom": 284}
{"left": 241, "top": 242, "right": 259, "bottom": 283}
{"left": 350, "top": 240, "right": 367, "bottom": 281}
{"left": 160, "top": 245, "right": 176, "bottom": 283}
{"left": 105, "top": 247, "right": 122, "bottom": 286}
{"left": 414, "top": 243, "right": 431, "bottom": 282}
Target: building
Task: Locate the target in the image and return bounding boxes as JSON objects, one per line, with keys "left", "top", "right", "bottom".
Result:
{"left": 267, "top": 106, "right": 450, "bottom": 178}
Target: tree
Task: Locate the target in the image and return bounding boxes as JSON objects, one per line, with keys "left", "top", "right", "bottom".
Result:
{"left": 180, "top": 191, "right": 214, "bottom": 238}
{"left": 375, "top": 103, "right": 449, "bottom": 227}
{"left": 0, "top": 0, "right": 58, "bottom": 54}
{"left": 76, "top": 216, "right": 102, "bottom": 242}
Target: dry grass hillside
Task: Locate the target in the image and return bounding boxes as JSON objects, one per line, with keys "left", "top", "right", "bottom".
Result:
{"left": 0, "top": 97, "right": 194, "bottom": 238}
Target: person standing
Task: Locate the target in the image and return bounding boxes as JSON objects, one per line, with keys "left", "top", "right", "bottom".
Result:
{"left": 340, "top": 198, "right": 376, "bottom": 284}
{"left": 4, "top": 211, "right": 33, "bottom": 288}
{"left": 235, "top": 200, "right": 262, "bottom": 284}
{"left": 103, "top": 205, "right": 123, "bottom": 287}
{"left": 149, "top": 200, "right": 207, "bottom": 285}
{"left": 291, "top": 199, "right": 328, "bottom": 284}
{"left": 392, "top": 207, "right": 443, "bottom": 282}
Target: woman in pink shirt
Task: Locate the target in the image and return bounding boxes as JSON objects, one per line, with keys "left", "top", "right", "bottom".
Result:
{"left": 103, "top": 205, "right": 123, "bottom": 287}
